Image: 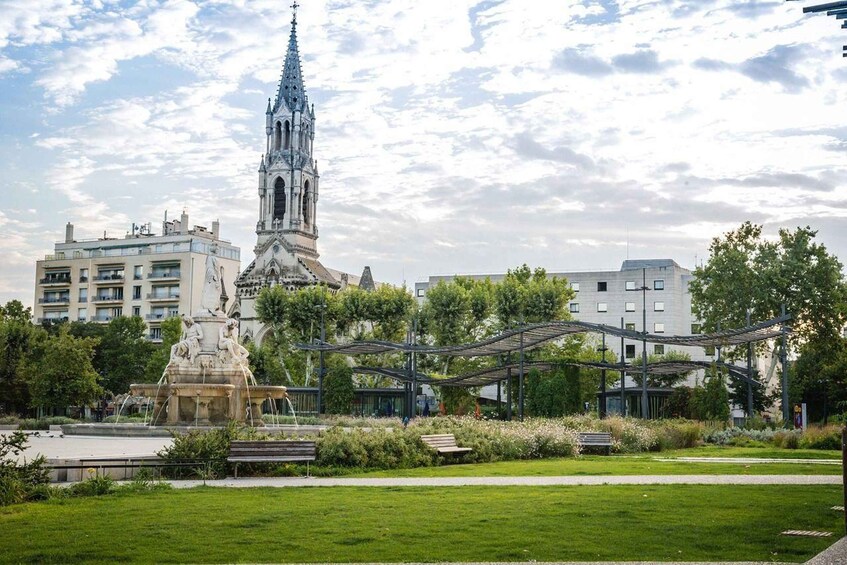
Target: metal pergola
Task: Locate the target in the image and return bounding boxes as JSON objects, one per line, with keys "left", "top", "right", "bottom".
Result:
{"left": 788, "top": 1, "right": 847, "bottom": 55}
{"left": 298, "top": 314, "right": 791, "bottom": 421}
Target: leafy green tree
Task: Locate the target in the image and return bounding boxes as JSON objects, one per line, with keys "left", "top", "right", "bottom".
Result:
{"left": 0, "top": 302, "right": 41, "bottom": 415}
{"left": 145, "top": 316, "right": 183, "bottom": 382}
{"left": 98, "top": 316, "right": 154, "bottom": 394}
{"left": 691, "top": 367, "right": 730, "bottom": 422}
{"left": 792, "top": 338, "right": 847, "bottom": 423}
{"left": 246, "top": 341, "right": 286, "bottom": 385}
{"left": 689, "top": 222, "right": 847, "bottom": 418}
{"left": 628, "top": 349, "right": 693, "bottom": 388}
{"left": 23, "top": 327, "right": 102, "bottom": 413}
{"left": 324, "top": 366, "right": 355, "bottom": 414}
{"left": 525, "top": 366, "right": 581, "bottom": 417}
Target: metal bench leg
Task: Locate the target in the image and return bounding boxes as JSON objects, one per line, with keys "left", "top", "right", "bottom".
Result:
{"left": 234, "top": 463, "right": 238, "bottom": 479}
{"left": 307, "top": 461, "right": 310, "bottom": 478}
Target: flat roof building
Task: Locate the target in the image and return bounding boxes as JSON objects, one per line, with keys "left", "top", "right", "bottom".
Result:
{"left": 33, "top": 212, "right": 240, "bottom": 342}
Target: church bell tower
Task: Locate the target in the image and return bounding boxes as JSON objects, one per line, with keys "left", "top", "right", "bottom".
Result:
{"left": 255, "top": 2, "right": 319, "bottom": 257}
{"left": 233, "top": 3, "right": 342, "bottom": 342}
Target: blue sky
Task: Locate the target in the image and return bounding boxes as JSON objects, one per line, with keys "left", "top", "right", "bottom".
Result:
{"left": 1, "top": 0, "right": 846, "bottom": 308}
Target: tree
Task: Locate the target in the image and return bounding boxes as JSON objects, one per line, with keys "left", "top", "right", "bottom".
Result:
{"left": 98, "top": 316, "right": 154, "bottom": 394}
{"left": 525, "top": 366, "right": 581, "bottom": 417}
{"left": 145, "top": 316, "right": 183, "bottom": 382}
{"left": 691, "top": 367, "right": 730, "bottom": 422}
{"left": 629, "top": 349, "right": 693, "bottom": 388}
{"left": 689, "top": 222, "right": 847, "bottom": 419}
{"left": 23, "top": 327, "right": 102, "bottom": 413}
{"left": 0, "top": 302, "right": 42, "bottom": 415}
{"left": 690, "top": 222, "right": 847, "bottom": 349}
{"left": 246, "top": 340, "right": 286, "bottom": 385}
{"left": 323, "top": 366, "right": 354, "bottom": 415}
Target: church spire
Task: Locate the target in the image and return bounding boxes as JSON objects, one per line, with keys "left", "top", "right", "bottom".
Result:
{"left": 274, "top": 2, "right": 308, "bottom": 114}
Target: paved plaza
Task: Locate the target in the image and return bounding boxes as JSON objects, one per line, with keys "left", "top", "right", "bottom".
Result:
{"left": 11, "top": 432, "right": 172, "bottom": 463}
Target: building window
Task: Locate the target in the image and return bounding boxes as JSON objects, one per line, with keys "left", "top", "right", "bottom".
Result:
{"left": 112, "top": 307, "right": 123, "bottom": 317}
{"left": 705, "top": 345, "right": 716, "bottom": 356}
{"left": 654, "top": 344, "right": 665, "bottom": 355}
{"left": 132, "top": 306, "right": 140, "bottom": 317}
{"left": 134, "top": 265, "right": 142, "bottom": 280}
{"left": 654, "top": 301, "right": 665, "bottom": 312}
{"left": 597, "top": 302, "right": 608, "bottom": 312}
{"left": 416, "top": 288, "right": 425, "bottom": 297}
{"left": 691, "top": 323, "right": 702, "bottom": 335}
{"left": 569, "top": 303, "right": 579, "bottom": 313}
{"left": 625, "top": 302, "right": 635, "bottom": 312}
{"left": 654, "top": 279, "right": 665, "bottom": 290}
{"left": 78, "top": 308, "right": 87, "bottom": 321}
{"left": 133, "top": 286, "right": 142, "bottom": 300}
{"left": 625, "top": 344, "right": 636, "bottom": 359}
{"left": 597, "top": 281, "right": 607, "bottom": 292}
{"left": 625, "top": 323, "right": 636, "bottom": 331}
{"left": 79, "top": 268, "right": 89, "bottom": 282}
{"left": 654, "top": 323, "right": 665, "bottom": 333}
{"left": 79, "top": 288, "right": 88, "bottom": 302}
{"left": 625, "top": 281, "right": 636, "bottom": 291}
{"left": 150, "top": 327, "right": 162, "bottom": 340}
{"left": 571, "top": 282, "right": 580, "bottom": 292}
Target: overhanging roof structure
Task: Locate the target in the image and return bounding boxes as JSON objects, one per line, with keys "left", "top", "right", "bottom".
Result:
{"left": 299, "top": 315, "right": 790, "bottom": 357}
{"left": 353, "top": 360, "right": 762, "bottom": 389}
{"left": 789, "top": 1, "right": 847, "bottom": 55}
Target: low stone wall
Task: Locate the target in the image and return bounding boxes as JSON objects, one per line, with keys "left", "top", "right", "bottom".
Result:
{"left": 47, "top": 455, "right": 164, "bottom": 482}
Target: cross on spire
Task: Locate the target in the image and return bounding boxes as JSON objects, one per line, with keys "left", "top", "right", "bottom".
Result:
{"left": 291, "top": 1, "right": 299, "bottom": 23}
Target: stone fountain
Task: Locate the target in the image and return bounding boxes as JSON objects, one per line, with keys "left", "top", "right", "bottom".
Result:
{"left": 130, "top": 252, "right": 286, "bottom": 426}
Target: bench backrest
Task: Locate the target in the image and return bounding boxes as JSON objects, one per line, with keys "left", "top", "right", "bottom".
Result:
{"left": 420, "top": 434, "right": 459, "bottom": 449}
{"left": 577, "top": 432, "right": 612, "bottom": 444}
{"left": 229, "top": 440, "right": 316, "bottom": 458}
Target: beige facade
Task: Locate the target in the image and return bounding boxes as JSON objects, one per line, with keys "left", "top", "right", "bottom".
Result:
{"left": 33, "top": 213, "right": 240, "bottom": 342}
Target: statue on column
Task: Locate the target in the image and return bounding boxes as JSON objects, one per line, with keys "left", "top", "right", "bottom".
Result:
{"left": 199, "top": 248, "right": 225, "bottom": 317}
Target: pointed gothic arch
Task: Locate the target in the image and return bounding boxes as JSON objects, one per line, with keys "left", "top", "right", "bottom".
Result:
{"left": 302, "top": 180, "right": 310, "bottom": 226}
{"left": 284, "top": 121, "right": 291, "bottom": 149}
{"left": 274, "top": 121, "right": 282, "bottom": 151}
{"left": 273, "top": 177, "right": 286, "bottom": 223}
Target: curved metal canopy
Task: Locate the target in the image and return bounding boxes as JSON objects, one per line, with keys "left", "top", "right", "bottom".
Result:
{"left": 354, "top": 360, "right": 761, "bottom": 389}
{"left": 300, "top": 315, "right": 790, "bottom": 357}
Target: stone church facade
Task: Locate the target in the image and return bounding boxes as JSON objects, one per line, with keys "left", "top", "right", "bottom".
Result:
{"left": 232, "top": 10, "right": 373, "bottom": 343}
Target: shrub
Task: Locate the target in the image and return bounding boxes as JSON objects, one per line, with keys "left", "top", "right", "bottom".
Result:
{"left": 17, "top": 417, "right": 78, "bottom": 430}
{"left": 158, "top": 421, "right": 244, "bottom": 478}
{"left": 0, "top": 431, "right": 50, "bottom": 506}
{"left": 800, "top": 426, "right": 841, "bottom": 450}
{"left": 652, "top": 420, "right": 703, "bottom": 450}
{"left": 68, "top": 473, "right": 115, "bottom": 496}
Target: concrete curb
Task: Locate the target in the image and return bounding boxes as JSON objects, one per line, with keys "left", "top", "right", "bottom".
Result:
{"left": 806, "top": 536, "right": 847, "bottom": 565}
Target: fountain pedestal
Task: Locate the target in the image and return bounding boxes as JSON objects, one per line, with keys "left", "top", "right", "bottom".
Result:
{"left": 131, "top": 315, "right": 286, "bottom": 426}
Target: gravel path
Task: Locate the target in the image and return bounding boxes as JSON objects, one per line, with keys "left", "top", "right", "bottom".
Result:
{"left": 167, "top": 474, "right": 842, "bottom": 488}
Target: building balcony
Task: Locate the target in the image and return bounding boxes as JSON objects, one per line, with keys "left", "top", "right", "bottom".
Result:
{"left": 39, "top": 275, "right": 71, "bottom": 286}
{"left": 90, "top": 295, "right": 124, "bottom": 304}
{"left": 145, "top": 313, "right": 177, "bottom": 321}
{"left": 93, "top": 274, "right": 125, "bottom": 283}
{"left": 146, "top": 293, "right": 180, "bottom": 302}
{"left": 91, "top": 315, "right": 114, "bottom": 323}
{"left": 147, "top": 272, "right": 181, "bottom": 281}
{"left": 36, "top": 317, "right": 69, "bottom": 324}
{"left": 146, "top": 334, "right": 163, "bottom": 343}
{"left": 38, "top": 297, "right": 70, "bottom": 305}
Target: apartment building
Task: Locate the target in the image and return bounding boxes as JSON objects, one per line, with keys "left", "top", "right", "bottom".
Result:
{"left": 33, "top": 212, "right": 240, "bottom": 341}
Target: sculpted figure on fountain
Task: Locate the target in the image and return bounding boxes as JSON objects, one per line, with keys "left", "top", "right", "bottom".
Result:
{"left": 169, "top": 315, "right": 203, "bottom": 365}
{"left": 218, "top": 318, "right": 250, "bottom": 366}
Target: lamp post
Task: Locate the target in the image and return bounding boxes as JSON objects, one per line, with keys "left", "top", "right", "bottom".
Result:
{"left": 597, "top": 333, "right": 608, "bottom": 419}
{"left": 627, "top": 268, "right": 650, "bottom": 419}
{"left": 316, "top": 298, "right": 326, "bottom": 416}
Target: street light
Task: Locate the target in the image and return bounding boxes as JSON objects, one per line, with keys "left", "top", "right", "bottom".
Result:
{"left": 314, "top": 296, "right": 327, "bottom": 416}
{"left": 597, "top": 334, "right": 608, "bottom": 419}
{"left": 626, "top": 268, "right": 650, "bottom": 419}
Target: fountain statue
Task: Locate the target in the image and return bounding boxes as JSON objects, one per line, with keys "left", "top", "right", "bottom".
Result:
{"left": 130, "top": 254, "right": 286, "bottom": 426}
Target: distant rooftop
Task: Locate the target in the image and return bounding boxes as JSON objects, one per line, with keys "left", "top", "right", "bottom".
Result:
{"left": 620, "top": 259, "right": 681, "bottom": 271}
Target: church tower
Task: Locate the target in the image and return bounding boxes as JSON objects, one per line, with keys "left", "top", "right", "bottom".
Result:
{"left": 256, "top": 5, "right": 319, "bottom": 255}
{"left": 233, "top": 5, "right": 343, "bottom": 342}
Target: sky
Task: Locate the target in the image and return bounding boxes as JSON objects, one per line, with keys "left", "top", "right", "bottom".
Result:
{"left": 1, "top": 0, "right": 846, "bottom": 309}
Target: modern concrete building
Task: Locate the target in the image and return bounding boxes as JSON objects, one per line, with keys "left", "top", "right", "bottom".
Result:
{"left": 33, "top": 212, "right": 240, "bottom": 342}
{"left": 415, "top": 260, "right": 719, "bottom": 411}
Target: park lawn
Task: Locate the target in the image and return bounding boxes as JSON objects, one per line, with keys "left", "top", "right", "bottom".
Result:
{"left": 0, "top": 485, "right": 842, "bottom": 563}
{"left": 656, "top": 446, "right": 842, "bottom": 459}
{"left": 354, "top": 454, "right": 842, "bottom": 478}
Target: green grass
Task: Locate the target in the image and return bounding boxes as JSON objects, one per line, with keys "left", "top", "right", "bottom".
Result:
{"left": 658, "top": 446, "right": 842, "bottom": 459}
{"left": 354, "top": 453, "right": 842, "bottom": 478}
{"left": 0, "top": 485, "right": 842, "bottom": 563}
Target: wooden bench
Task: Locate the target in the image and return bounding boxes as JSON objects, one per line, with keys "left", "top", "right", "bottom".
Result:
{"left": 227, "top": 440, "right": 316, "bottom": 478}
{"left": 420, "top": 434, "right": 473, "bottom": 455}
{"left": 577, "top": 432, "right": 613, "bottom": 455}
